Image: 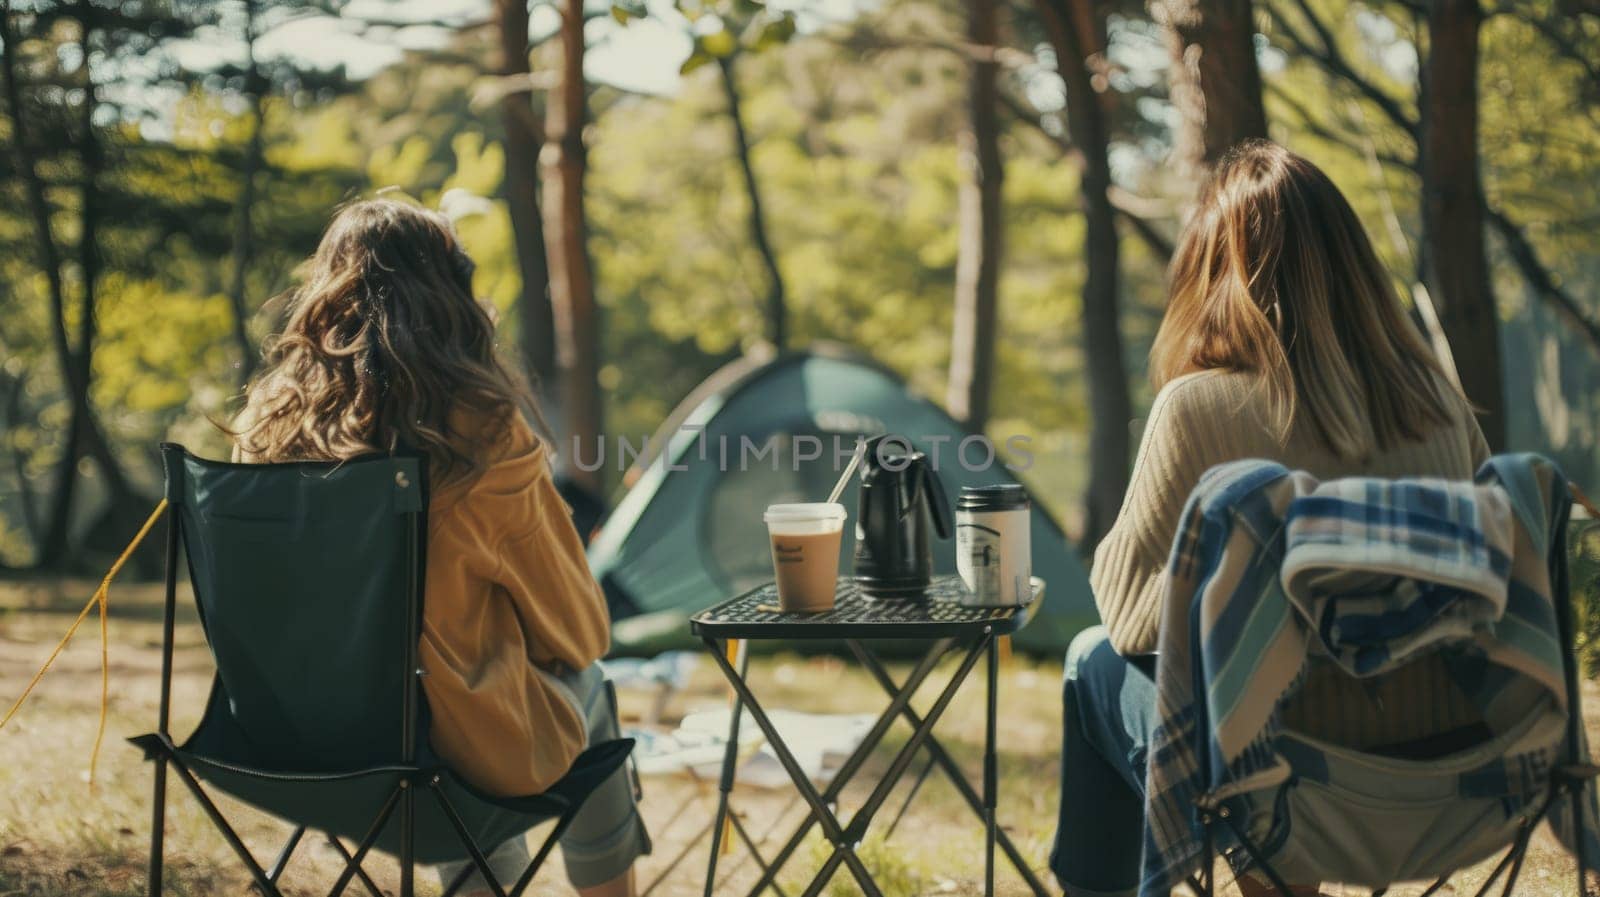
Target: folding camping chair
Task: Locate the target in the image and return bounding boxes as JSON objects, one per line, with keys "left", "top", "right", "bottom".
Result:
{"left": 131, "top": 444, "right": 634, "bottom": 897}
{"left": 1177, "top": 458, "right": 1599, "bottom": 897}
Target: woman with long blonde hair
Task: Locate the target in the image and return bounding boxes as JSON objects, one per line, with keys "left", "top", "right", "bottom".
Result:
{"left": 1050, "top": 140, "right": 1487, "bottom": 897}
{"left": 235, "top": 199, "right": 647, "bottom": 897}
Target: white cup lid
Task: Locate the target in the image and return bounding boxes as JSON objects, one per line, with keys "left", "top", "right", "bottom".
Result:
{"left": 763, "top": 502, "right": 847, "bottom": 523}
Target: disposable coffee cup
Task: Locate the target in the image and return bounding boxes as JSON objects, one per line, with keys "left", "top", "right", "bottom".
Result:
{"left": 764, "top": 503, "right": 847, "bottom": 612}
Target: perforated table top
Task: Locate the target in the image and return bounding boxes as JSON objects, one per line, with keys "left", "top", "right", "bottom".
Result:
{"left": 690, "top": 575, "right": 1042, "bottom": 640}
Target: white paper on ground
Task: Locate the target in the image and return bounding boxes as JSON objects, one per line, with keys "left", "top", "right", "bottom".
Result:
{"left": 627, "top": 709, "right": 877, "bottom": 790}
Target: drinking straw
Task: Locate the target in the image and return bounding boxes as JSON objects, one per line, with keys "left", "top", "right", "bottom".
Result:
{"left": 826, "top": 438, "right": 866, "bottom": 505}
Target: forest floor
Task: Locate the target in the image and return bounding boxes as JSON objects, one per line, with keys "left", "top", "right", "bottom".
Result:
{"left": 1, "top": 578, "right": 1596, "bottom": 897}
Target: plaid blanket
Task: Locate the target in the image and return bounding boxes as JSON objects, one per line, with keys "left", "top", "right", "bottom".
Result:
{"left": 1138, "top": 454, "right": 1586, "bottom": 896}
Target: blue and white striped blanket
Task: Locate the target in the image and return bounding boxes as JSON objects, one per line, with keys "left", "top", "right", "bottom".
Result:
{"left": 1138, "top": 454, "right": 1589, "bottom": 896}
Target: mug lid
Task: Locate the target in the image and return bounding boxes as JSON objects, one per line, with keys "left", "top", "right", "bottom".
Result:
{"left": 957, "top": 484, "right": 1030, "bottom": 511}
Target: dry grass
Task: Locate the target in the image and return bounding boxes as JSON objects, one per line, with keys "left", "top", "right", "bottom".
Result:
{"left": 1, "top": 578, "right": 1596, "bottom": 896}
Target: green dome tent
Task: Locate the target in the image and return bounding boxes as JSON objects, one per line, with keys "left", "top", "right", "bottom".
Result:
{"left": 588, "top": 345, "right": 1096, "bottom": 655}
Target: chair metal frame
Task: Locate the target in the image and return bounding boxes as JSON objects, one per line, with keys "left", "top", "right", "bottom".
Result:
{"left": 138, "top": 452, "right": 585, "bottom": 897}
{"left": 1187, "top": 499, "right": 1598, "bottom": 897}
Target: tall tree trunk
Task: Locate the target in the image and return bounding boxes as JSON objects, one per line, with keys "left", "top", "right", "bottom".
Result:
{"left": 493, "top": 0, "right": 557, "bottom": 413}
{"left": 946, "top": 0, "right": 1004, "bottom": 432}
{"left": 227, "top": 0, "right": 263, "bottom": 385}
{"left": 1037, "top": 0, "right": 1132, "bottom": 552}
{"left": 540, "top": 0, "right": 604, "bottom": 492}
{"left": 53, "top": 11, "right": 141, "bottom": 570}
{"left": 70, "top": 19, "right": 139, "bottom": 526}
{"left": 716, "top": 55, "right": 787, "bottom": 351}
{"left": 1420, "top": 0, "right": 1504, "bottom": 449}
{"left": 2, "top": 7, "right": 133, "bottom": 567}
{"left": 2, "top": 368, "right": 41, "bottom": 544}
{"left": 1152, "top": 0, "right": 1268, "bottom": 179}
{"left": 1, "top": 4, "right": 82, "bottom": 566}
{"left": 73, "top": 26, "right": 102, "bottom": 475}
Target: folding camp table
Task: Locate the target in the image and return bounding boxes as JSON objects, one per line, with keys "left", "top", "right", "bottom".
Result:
{"left": 690, "top": 575, "right": 1049, "bottom": 897}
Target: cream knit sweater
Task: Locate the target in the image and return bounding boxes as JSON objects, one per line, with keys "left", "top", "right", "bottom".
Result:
{"left": 1093, "top": 368, "right": 1490, "bottom": 657}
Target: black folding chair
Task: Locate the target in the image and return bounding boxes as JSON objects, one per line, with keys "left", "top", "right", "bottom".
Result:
{"left": 131, "top": 444, "right": 633, "bottom": 897}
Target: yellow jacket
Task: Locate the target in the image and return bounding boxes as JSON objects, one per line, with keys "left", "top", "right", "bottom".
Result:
{"left": 419, "top": 415, "right": 610, "bottom": 796}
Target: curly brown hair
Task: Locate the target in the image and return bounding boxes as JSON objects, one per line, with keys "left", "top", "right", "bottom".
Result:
{"left": 234, "top": 198, "right": 542, "bottom": 484}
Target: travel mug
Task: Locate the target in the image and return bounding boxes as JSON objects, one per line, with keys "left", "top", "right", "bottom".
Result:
{"left": 955, "top": 484, "right": 1031, "bottom": 606}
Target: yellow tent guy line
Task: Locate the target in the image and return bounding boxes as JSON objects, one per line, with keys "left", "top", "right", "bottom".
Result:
{"left": 0, "top": 498, "right": 168, "bottom": 789}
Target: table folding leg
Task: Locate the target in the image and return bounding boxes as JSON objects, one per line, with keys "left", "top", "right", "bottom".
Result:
{"left": 849, "top": 641, "right": 1050, "bottom": 896}
{"left": 702, "top": 632, "right": 994, "bottom": 897}
{"left": 715, "top": 637, "right": 954, "bottom": 897}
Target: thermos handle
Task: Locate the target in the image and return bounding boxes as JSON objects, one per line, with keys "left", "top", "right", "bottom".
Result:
{"left": 921, "top": 465, "right": 951, "bottom": 540}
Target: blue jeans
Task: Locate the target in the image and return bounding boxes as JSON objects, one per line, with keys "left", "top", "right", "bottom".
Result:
{"left": 1050, "top": 625, "right": 1158, "bottom": 897}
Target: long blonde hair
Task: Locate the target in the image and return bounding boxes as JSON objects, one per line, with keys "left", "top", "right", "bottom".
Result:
{"left": 235, "top": 199, "right": 540, "bottom": 484}
{"left": 1150, "top": 139, "right": 1456, "bottom": 459}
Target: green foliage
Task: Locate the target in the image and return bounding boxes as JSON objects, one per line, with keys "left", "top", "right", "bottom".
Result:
{"left": 0, "top": 0, "right": 359, "bottom": 564}
{"left": 588, "top": 26, "right": 1086, "bottom": 476}
{"left": 612, "top": 1, "right": 648, "bottom": 25}
{"left": 803, "top": 834, "right": 922, "bottom": 897}
{"left": 613, "top": 0, "right": 800, "bottom": 73}
{"left": 2, "top": 0, "right": 1599, "bottom": 567}
{"left": 1571, "top": 517, "right": 1600, "bottom": 679}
